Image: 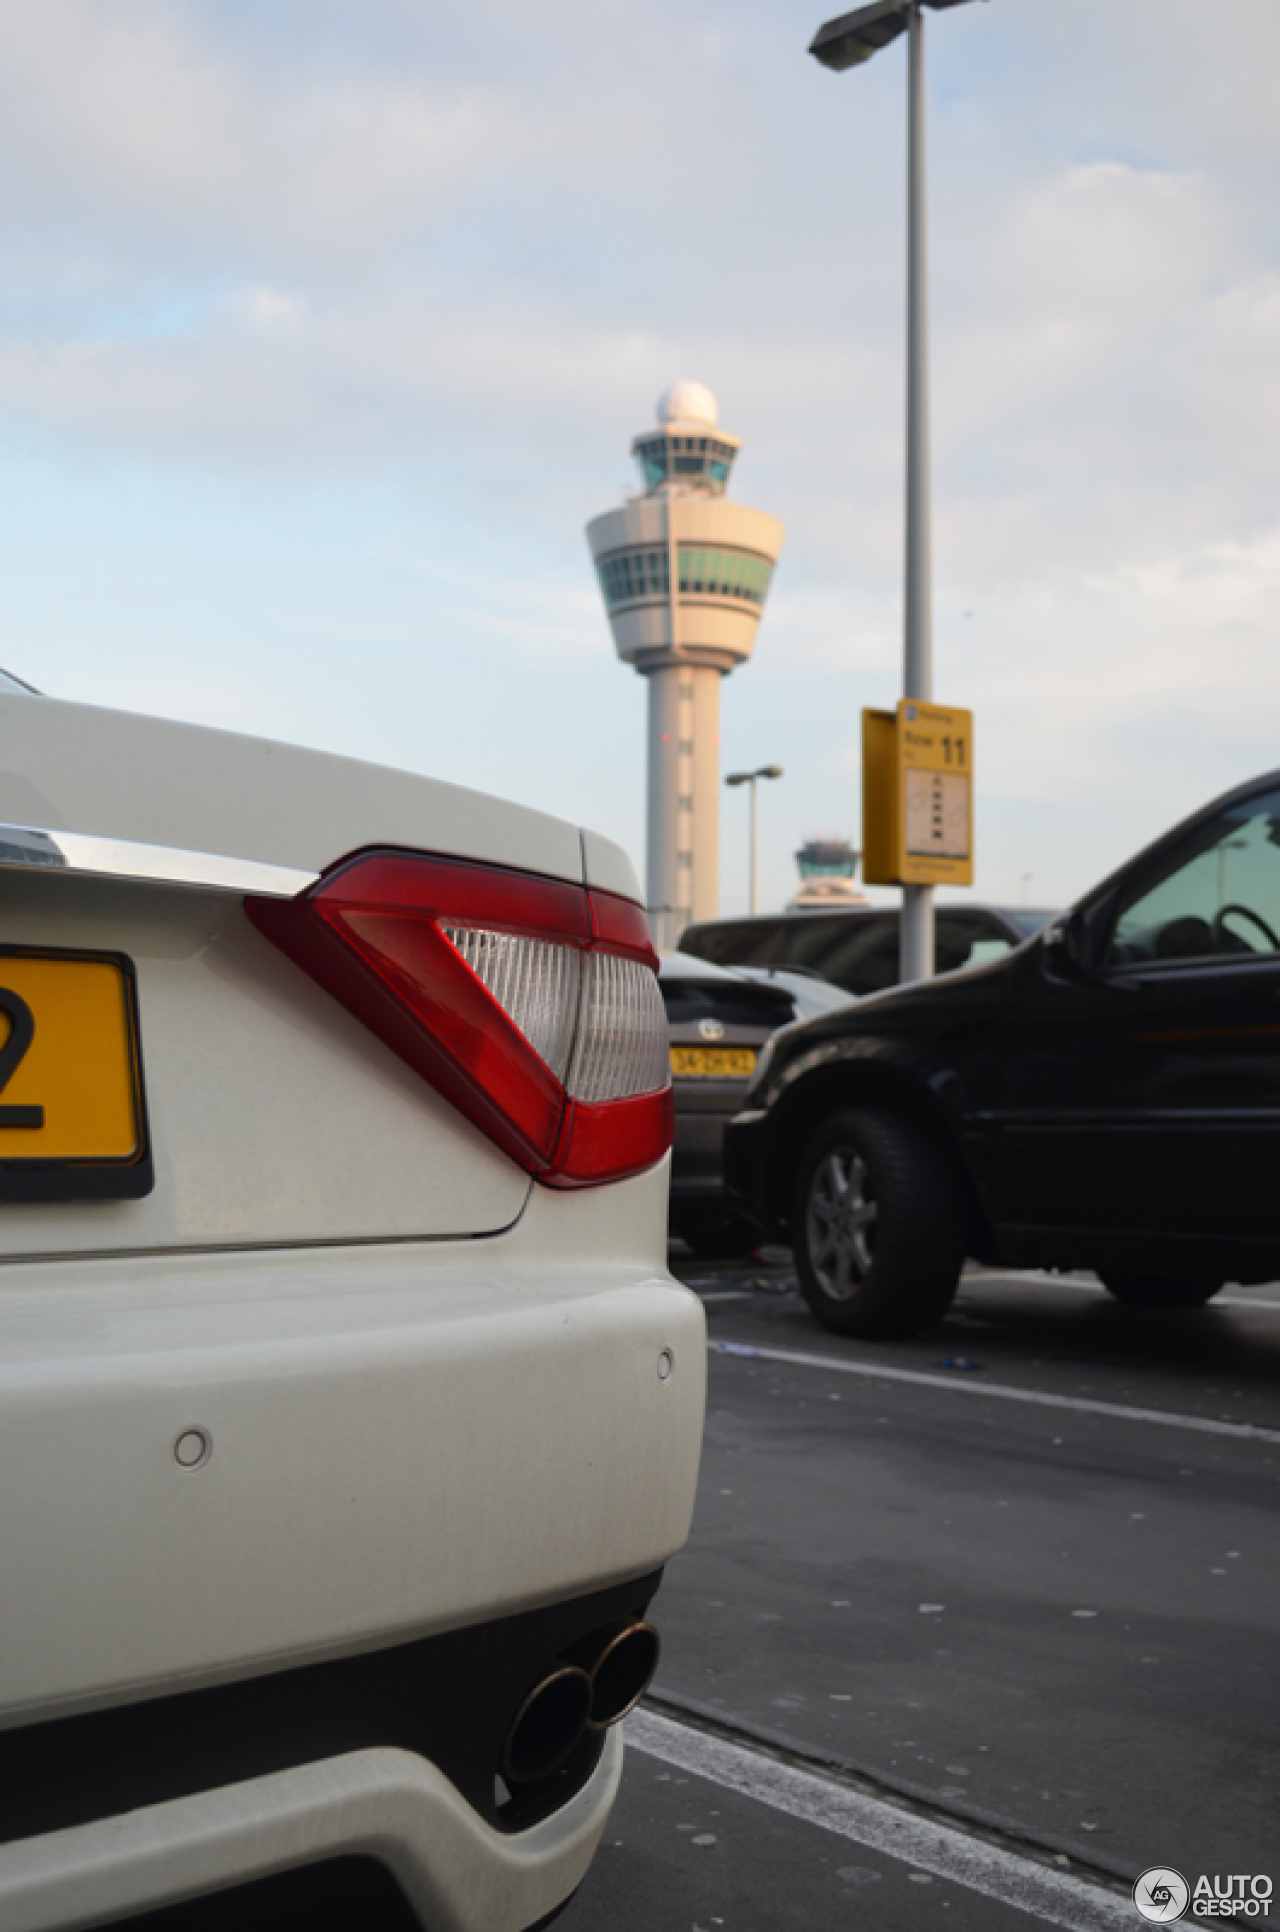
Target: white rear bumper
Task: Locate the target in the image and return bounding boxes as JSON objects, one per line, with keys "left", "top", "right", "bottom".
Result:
{"left": 0, "top": 1728, "right": 623, "bottom": 1932}
{"left": 0, "top": 1169, "right": 704, "bottom": 1722}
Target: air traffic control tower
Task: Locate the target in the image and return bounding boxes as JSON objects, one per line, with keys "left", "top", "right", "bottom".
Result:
{"left": 587, "top": 382, "right": 784, "bottom": 948}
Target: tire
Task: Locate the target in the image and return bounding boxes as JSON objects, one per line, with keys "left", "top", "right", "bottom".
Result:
{"left": 1098, "top": 1272, "right": 1224, "bottom": 1309}
{"left": 790, "top": 1107, "right": 964, "bottom": 1338}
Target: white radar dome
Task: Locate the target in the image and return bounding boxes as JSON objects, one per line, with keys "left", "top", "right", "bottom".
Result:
{"left": 657, "top": 380, "right": 718, "bottom": 428}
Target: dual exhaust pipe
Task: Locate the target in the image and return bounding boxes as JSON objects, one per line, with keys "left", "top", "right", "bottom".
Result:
{"left": 502, "top": 1620, "right": 660, "bottom": 1787}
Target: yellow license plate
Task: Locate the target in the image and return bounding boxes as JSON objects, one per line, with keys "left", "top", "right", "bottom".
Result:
{"left": 0, "top": 947, "right": 152, "bottom": 1201}
{"left": 669, "top": 1045, "right": 758, "bottom": 1079}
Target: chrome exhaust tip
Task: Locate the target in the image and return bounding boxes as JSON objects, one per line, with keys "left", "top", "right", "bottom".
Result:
{"left": 501, "top": 1664, "right": 593, "bottom": 1786}
{"left": 586, "top": 1620, "right": 661, "bottom": 1728}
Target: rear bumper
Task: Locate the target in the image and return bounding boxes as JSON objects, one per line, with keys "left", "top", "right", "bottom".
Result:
{"left": 671, "top": 1081, "right": 758, "bottom": 1202}
{"left": 0, "top": 1728, "right": 623, "bottom": 1932}
{"left": 0, "top": 1170, "right": 705, "bottom": 1725}
{"left": 0, "top": 1168, "right": 699, "bottom": 1926}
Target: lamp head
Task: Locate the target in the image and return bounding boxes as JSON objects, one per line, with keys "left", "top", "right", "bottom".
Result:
{"left": 809, "top": 0, "right": 907, "bottom": 69}
{"left": 809, "top": 0, "right": 981, "bottom": 72}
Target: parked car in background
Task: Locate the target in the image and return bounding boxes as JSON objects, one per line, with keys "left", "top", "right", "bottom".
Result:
{"left": 660, "top": 952, "right": 852, "bottom": 1256}
{"left": 732, "top": 962, "right": 864, "bottom": 1022}
{"left": 725, "top": 771, "right": 1280, "bottom": 1338}
{"left": 0, "top": 683, "right": 704, "bottom": 1932}
{"left": 680, "top": 901, "right": 1054, "bottom": 996}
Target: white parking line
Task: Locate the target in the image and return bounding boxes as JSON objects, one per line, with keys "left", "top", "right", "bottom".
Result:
{"left": 708, "top": 1340, "right": 1280, "bottom": 1444}
{"left": 962, "top": 1271, "right": 1280, "bottom": 1314}
{"left": 628, "top": 1709, "right": 1132, "bottom": 1931}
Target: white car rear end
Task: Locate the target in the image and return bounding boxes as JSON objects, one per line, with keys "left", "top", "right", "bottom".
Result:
{"left": 0, "top": 689, "right": 705, "bottom": 1931}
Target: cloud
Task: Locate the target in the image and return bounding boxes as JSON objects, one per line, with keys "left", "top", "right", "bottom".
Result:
{"left": 0, "top": 0, "right": 1277, "bottom": 908}
{"left": 0, "top": 3, "right": 519, "bottom": 269}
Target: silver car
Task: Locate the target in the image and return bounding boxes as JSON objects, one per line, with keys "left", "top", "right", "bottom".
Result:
{"left": 661, "top": 951, "right": 853, "bottom": 1257}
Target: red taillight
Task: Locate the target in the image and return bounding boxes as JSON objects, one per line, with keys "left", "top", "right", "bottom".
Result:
{"left": 245, "top": 850, "right": 672, "bottom": 1188}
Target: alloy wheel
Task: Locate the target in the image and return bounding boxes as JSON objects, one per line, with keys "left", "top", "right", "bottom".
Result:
{"left": 805, "top": 1146, "right": 877, "bottom": 1300}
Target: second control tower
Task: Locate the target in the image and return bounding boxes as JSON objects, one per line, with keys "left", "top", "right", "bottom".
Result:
{"left": 587, "top": 382, "right": 784, "bottom": 947}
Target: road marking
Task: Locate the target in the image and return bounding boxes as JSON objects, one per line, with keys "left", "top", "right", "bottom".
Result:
{"left": 962, "top": 1271, "right": 1280, "bottom": 1313}
{"left": 628, "top": 1708, "right": 1131, "bottom": 1931}
{"left": 708, "top": 1340, "right": 1280, "bottom": 1444}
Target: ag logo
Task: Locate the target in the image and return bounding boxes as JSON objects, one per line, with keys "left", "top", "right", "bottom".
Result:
{"left": 1133, "top": 1869, "right": 1190, "bottom": 1922}
{"left": 698, "top": 1018, "right": 726, "bottom": 1041}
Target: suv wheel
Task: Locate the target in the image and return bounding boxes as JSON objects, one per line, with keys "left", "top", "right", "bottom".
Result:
{"left": 1098, "top": 1272, "right": 1224, "bottom": 1308}
{"left": 791, "top": 1108, "right": 964, "bottom": 1338}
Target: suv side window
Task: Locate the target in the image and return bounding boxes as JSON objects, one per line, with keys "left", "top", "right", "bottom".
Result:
{"left": 1106, "top": 787, "right": 1280, "bottom": 967}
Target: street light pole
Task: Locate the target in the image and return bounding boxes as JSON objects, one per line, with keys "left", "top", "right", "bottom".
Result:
{"left": 901, "top": 0, "right": 934, "bottom": 980}
{"left": 809, "top": 0, "right": 983, "bottom": 982}
{"left": 749, "top": 780, "right": 760, "bottom": 915}
{"left": 725, "top": 764, "right": 783, "bottom": 915}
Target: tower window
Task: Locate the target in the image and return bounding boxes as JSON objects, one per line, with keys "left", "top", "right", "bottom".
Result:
{"left": 677, "top": 852, "right": 693, "bottom": 869}
{"left": 678, "top": 794, "right": 693, "bottom": 811}
{"left": 630, "top": 431, "right": 738, "bottom": 495}
{"left": 596, "top": 543, "right": 774, "bottom": 610}
{"left": 677, "top": 547, "right": 774, "bottom": 605}
{"left": 596, "top": 547, "right": 669, "bottom": 607}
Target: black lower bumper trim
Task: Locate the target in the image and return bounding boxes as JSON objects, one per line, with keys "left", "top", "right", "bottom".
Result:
{"left": 0, "top": 1571, "right": 662, "bottom": 1847}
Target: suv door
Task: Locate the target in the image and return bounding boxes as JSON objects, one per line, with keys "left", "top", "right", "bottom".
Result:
{"left": 972, "top": 783, "right": 1280, "bottom": 1269}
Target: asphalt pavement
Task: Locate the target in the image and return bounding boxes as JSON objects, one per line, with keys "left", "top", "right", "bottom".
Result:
{"left": 558, "top": 1259, "right": 1280, "bottom": 1932}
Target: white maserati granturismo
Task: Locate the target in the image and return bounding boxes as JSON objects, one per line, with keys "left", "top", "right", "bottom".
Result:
{"left": 0, "top": 673, "right": 704, "bottom": 1932}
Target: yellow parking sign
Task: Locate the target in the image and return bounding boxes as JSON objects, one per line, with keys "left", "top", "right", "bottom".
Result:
{"left": 862, "top": 701, "right": 974, "bottom": 886}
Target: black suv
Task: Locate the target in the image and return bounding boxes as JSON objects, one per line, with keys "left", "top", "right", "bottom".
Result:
{"left": 724, "top": 772, "right": 1280, "bottom": 1337}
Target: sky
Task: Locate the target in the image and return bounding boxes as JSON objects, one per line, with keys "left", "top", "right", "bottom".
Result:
{"left": 1, "top": 0, "right": 1278, "bottom": 916}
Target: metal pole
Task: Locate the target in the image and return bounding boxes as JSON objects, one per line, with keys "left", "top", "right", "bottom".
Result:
{"left": 749, "top": 778, "right": 759, "bottom": 916}
{"left": 900, "top": 0, "right": 934, "bottom": 982}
